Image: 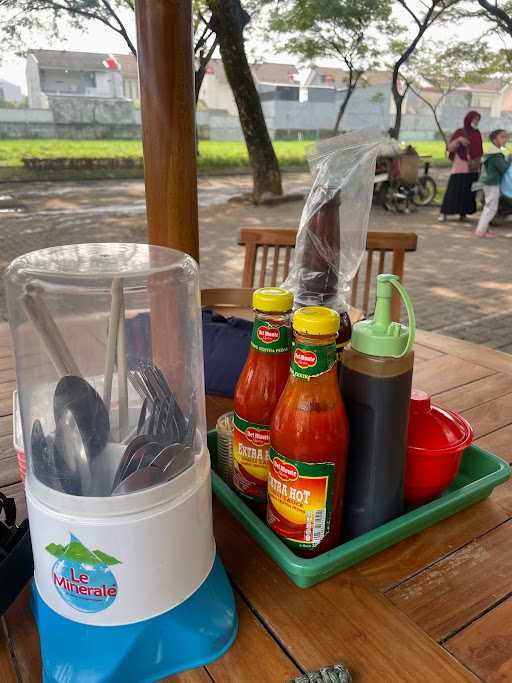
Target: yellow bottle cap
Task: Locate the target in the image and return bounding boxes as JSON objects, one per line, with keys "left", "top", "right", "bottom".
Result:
{"left": 252, "top": 287, "right": 293, "bottom": 313}
{"left": 293, "top": 306, "right": 340, "bottom": 336}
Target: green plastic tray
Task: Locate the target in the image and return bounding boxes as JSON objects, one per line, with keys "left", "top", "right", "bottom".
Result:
{"left": 208, "top": 431, "right": 510, "bottom": 588}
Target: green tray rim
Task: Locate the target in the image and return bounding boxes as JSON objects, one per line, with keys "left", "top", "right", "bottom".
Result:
{"left": 208, "top": 430, "right": 510, "bottom": 588}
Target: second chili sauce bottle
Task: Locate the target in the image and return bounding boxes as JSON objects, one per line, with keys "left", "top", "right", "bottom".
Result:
{"left": 232, "top": 287, "right": 293, "bottom": 512}
{"left": 268, "top": 306, "right": 349, "bottom": 557}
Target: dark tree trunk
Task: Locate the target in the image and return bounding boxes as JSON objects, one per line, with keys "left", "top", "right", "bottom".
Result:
{"left": 208, "top": 0, "right": 283, "bottom": 201}
{"left": 333, "top": 72, "right": 361, "bottom": 135}
{"left": 390, "top": 85, "right": 403, "bottom": 139}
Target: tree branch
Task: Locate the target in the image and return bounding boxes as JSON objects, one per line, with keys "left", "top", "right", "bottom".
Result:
{"left": 477, "top": 0, "right": 512, "bottom": 33}
{"left": 101, "top": 0, "right": 136, "bottom": 55}
{"left": 396, "top": 0, "right": 422, "bottom": 29}
{"left": 408, "top": 81, "right": 447, "bottom": 143}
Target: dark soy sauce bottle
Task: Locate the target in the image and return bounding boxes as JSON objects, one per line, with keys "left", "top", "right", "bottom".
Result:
{"left": 293, "top": 190, "right": 352, "bottom": 378}
{"left": 341, "top": 274, "right": 415, "bottom": 539}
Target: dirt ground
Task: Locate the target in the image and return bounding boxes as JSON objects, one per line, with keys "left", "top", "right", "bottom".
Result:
{"left": 0, "top": 171, "right": 511, "bottom": 352}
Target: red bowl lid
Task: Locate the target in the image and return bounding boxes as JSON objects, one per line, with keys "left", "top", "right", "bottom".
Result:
{"left": 407, "top": 390, "right": 473, "bottom": 455}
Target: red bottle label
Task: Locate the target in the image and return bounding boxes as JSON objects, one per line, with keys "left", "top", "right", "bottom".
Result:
{"left": 232, "top": 413, "right": 271, "bottom": 503}
{"left": 267, "top": 448, "right": 335, "bottom": 549}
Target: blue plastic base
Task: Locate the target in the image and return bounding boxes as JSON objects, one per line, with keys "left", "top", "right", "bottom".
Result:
{"left": 33, "top": 554, "right": 238, "bottom": 683}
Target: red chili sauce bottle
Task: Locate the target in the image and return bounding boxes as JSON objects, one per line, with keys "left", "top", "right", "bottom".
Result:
{"left": 268, "top": 306, "right": 349, "bottom": 557}
{"left": 232, "top": 288, "right": 293, "bottom": 512}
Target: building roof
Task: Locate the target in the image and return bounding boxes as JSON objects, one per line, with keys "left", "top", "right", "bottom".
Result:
{"left": 206, "top": 58, "right": 299, "bottom": 86}
{"left": 311, "top": 66, "right": 392, "bottom": 89}
{"left": 28, "top": 49, "right": 137, "bottom": 76}
{"left": 113, "top": 53, "right": 138, "bottom": 78}
{"left": 251, "top": 62, "right": 299, "bottom": 85}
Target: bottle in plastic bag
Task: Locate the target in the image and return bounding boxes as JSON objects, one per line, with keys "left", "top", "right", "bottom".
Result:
{"left": 282, "top": 129, "right": 383, "bottom": 378}
{"left": 341, "top": 274, "right": 415, "bottom": 539}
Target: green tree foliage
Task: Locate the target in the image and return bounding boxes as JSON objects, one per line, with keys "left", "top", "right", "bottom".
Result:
{"left": 405, "top": 40, "right": 509, "bottom": 142}
{"left": 269, "top": 0, "right": 392, "bottom": 133}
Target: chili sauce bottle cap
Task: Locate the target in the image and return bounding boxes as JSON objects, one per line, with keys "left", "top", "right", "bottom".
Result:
{"left": 252, "top": 287, "right": 293, "bottom": 313}
{"left": 293, "top": 306, "right": 340, "bottom": 336}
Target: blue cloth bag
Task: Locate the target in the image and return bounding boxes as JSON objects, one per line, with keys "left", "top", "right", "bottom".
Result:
{"left": 201, "top": 310, "right": 252, "bottom": 397}
{"left": 501, "top": 164, "right": 512, "bottom": 198}
{"left": 125, "top": 310, "right": 251, "bottom": 398}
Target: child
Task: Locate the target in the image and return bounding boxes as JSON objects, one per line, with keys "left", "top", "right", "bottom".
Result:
{"left": 475, "top": 129, "right": 510, "bottom": 237}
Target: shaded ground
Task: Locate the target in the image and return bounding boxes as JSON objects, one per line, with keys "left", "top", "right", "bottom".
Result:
{"left": 0, "top": 172, "right": 511, "bottom": 353}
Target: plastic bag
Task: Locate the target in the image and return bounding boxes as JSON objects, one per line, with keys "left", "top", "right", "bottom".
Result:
{"left": 282, "top": 129, "right": 384, "bottom": 312}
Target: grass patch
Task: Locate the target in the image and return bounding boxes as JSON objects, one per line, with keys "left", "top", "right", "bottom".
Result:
{"left": 0, "top": 137, "right": 498, "bottom": 182}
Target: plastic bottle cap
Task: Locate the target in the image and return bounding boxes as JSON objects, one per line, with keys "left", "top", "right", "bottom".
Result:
{"left": 252, "top": 287, "right": 293, "bottom": 313}
{"left": 351, "top": 274, "right": 415, "bottom": 358}
{"left": 408, "top": 391, "right": 473, "bottom": 454}
{"left": 293, "top": 306, "right": 340, "bottom": 336}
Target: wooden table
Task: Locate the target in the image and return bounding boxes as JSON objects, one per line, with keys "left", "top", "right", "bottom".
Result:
{"left": 1, "top": 325, "right": 512, "bottom": 682}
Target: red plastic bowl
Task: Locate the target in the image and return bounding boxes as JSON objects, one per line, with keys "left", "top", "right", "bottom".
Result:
{"left": 405, "top": 390, "right": 474, "bottom": 506}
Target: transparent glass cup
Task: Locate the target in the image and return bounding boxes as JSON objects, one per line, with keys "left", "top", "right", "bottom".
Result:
{"left": 216, "top": 411, "right": 234, "bottom": 487}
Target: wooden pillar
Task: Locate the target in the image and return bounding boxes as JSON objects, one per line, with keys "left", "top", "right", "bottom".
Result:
{"left": 135, "top": 0, "right": 199, "bottom": 262}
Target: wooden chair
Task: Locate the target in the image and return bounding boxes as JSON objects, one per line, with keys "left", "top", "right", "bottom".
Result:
{"left": 201, "top": 288, "right": 254, "bottom": 320}
{"left": 238, "top": 228, "right": 417, "bottom": 320}
{"left": 239, "top": 228, "right": 296, "bottom": 289}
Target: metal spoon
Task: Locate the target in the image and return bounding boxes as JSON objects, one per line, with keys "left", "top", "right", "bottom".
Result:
{"left": 111, "top": 466, "right": 167, "bottom": 496}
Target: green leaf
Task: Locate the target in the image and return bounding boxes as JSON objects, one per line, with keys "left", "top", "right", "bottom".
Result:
{"left": 45, "top": 543, "right": 66, "bottom": 558}
{"left": 93, "top": 550, "right": 122, "bottom": 566}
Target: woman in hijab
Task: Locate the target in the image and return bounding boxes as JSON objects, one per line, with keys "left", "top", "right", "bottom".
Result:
{"left": 439, "top": 111, "right": 483, "bottom": 222}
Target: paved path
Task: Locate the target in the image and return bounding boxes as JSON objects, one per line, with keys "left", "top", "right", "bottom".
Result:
{"left": 0, "top": 173, "right": 511, "bottom": 352}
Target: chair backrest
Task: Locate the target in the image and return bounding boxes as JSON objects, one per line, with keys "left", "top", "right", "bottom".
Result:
{"left": 238, "top": 228, "right": 417, "bottom": 320}
{"left": 201, "top": 287, "right": 254, "bottom": 311}
{"left": 238, "top": 228, "right": 297, "bottom": 288}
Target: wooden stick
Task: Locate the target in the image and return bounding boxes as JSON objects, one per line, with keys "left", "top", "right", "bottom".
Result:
{"left": 117, "top": 283, "right": 129, "bottom": 440}
{"left": 22, "top": 287, "right": 81, "bottom": 378}
{"left": 103, "top": 278, "right": 122, "bottom": 414}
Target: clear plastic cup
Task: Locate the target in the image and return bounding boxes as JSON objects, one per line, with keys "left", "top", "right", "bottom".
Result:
{"left": 216, "top": 412, "right": 233, "bottom": 487}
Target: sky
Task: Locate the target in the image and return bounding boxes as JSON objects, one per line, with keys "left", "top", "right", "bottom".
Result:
{"left": 0, "top": 3, "right": 501, "bottom": 95}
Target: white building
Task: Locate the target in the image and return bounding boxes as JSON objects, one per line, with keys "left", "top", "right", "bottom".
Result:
{"left": 26, "top": 50, "right": 139, "bottom": 109}
{"left": 0, "top": 80, "right": 23, "bottom": 104}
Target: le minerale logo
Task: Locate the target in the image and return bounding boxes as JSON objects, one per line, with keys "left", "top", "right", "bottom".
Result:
{"left": 46, "top": 534, "right": 121, "bottom": 613}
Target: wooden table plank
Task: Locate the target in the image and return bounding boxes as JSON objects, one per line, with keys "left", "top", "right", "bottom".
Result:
{"left": 461, "top": 392, "right": 512, "bottom": 439}
{"left": 3, "top": 586, "right": 41, "bottom": 683}
{"left": 205, "top": 594, "right": 299, "bottom": 682}
{"left": 413, "top": 356, "right": 493, "bottom": 396}
{"left": 477, "top": 425, "right": 512, "bottom": 461}
{"left": 167, "top": 669, "right": 213, "bottom": 682}
{"left": 212, "top": 501, "right": 477, "bottom": 682}
{"left": 413, "top": 343, "right": 445, "bottom": 361}
{"left": 352, "top": 498, "right": 508, "bottom": 591}
{"left": 444, "top": 596, "right": 512, "bottom": 683}
{"left": 0, "top": 626, "right": 17, "bottom": 683}
{"left": 386, "top": 520, "right": 512, "bottom": 642}
{"left": 435, "top": 374, "right": 512, "bottom": 414}
{"left": 167, "top": 668, "right": 212, "bottom": 682}
{"left": 0, "top": 454, "right": 21, "bottom": 488}
{"left": 415, "top": 330, "right": 512, "bottom": 376}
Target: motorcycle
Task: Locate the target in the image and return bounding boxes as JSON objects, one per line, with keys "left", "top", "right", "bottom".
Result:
{"left": 374, "top": 146, "right": 437, "bottom": 212}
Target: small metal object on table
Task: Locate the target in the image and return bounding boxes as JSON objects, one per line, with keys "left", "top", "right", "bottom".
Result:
{"left": 1, "top": 317, "right": 512, "bottom": 682}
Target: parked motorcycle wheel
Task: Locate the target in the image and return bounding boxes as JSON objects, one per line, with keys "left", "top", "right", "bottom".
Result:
{"left": 412, "top": 175, "right": 436, "bottom": 206}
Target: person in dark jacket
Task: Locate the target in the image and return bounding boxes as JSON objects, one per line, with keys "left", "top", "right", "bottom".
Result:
{"left": 475, "top": 129, "right": 510, "bottom": 238}
{"left": 439, "top": 111, "right": 483, "bottom": 222}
